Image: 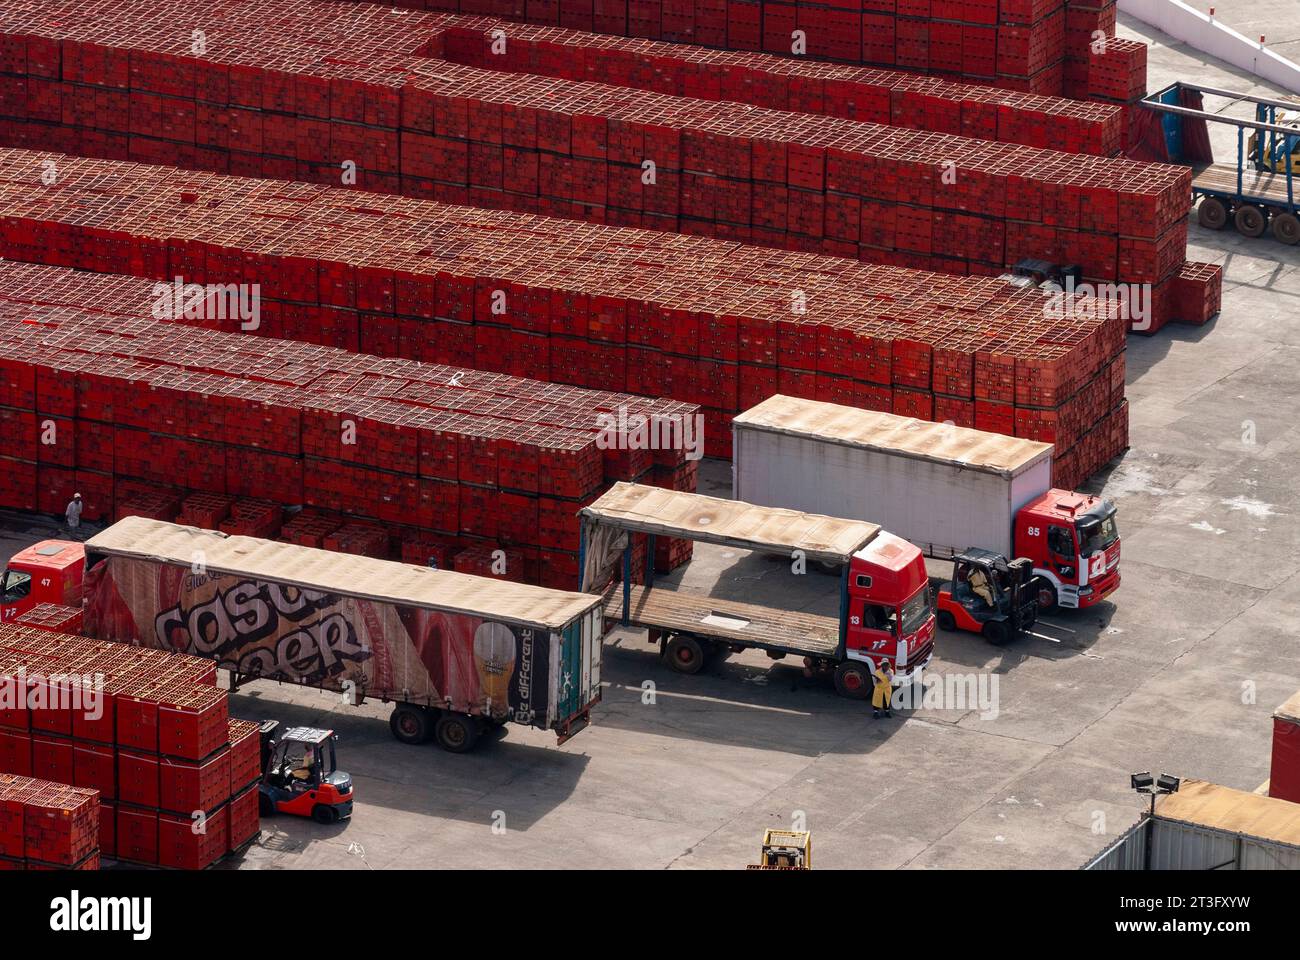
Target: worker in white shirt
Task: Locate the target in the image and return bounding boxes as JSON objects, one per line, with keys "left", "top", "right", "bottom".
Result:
{"left": 65, "top": 493, "right": 83, "bottom": 531}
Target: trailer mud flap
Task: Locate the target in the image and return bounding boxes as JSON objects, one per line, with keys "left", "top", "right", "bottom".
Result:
{"left": 555, "top": 703, "right": 596, "bottom": 745}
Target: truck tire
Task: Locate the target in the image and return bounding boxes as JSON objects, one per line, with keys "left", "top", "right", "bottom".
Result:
{"left": 1035, "top": 580, "right": 1058, "bottom": 613}
{"left": 664, "top": 634, "right": 706, "bottom": 674}
{"left": 1272, "top": 212, "right": 1300, "bottom": 246}
{"left": 434, "top": 713, "right": 481, "bottom": 753}
{"left": 1234, "top": 204, "right": 1268, "bottom": 238}
{"left": 389, "top": 704, "right": 431, "bottom": 745}
{"left": 311, "top": 804, "right": 340, "bottom": 825}
{"left": 982, "top": 620, "right": 1011, "bottom": 646}
{"left": 1197, "top": 197, "right": 1228, "bottom": 230}
{"left": 833, "top": 661, "right": 873, "bottom": 700}
{"left": 937, "top": 610, "right": 956, "bottom": 632}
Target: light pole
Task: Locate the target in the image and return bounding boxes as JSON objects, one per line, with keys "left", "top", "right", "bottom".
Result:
{"left": 1131, "top": 772, "right": 1181, "bottom": 870}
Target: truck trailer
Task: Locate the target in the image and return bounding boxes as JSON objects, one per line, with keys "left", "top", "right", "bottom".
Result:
{"left": 579, "top": 482, "right": 935, "bottom": 699}
{"left": 732, "top": 396, "right": 1121, "bottom": 611}
{"left": 2, "top": 516, "right": 604, "bottom": 752}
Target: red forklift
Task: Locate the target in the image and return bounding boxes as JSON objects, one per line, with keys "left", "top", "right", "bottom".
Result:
{"left": 258, "top": 721, "right": 354, "bottom": 824}
{"left": 936, "top": 550, "right": 1042, "bottom": 645}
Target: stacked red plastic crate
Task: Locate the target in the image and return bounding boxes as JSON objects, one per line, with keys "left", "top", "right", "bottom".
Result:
{"left": 0, "top": 261, "right": 698, "bottom": 585}
{"left": 0, "top": 2, "right": 1189, "bottom": 298}
{"left": 0, "top": 623, "right": 258, "bottom": 869}
{"left": 14, "top": 602, "right": 84, "bottom": 635}
{"left": 338, "top": 0, "right": 1081, "bottom": 93}
{"left": 0, "top": 774, "right": 98, "bottom": 870}
{"left": 434, "top": 20, "right": 1123, "bottom": 154}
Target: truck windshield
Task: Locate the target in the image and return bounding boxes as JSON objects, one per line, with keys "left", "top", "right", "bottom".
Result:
{"left": 899, "top": 586, "right": 932, "bottom": 636}
{"left": 3, "top": 570, "right": 31, "bottom": 603}
{"left": 1077, "top": 506, "right": 1119, "bottom": 557}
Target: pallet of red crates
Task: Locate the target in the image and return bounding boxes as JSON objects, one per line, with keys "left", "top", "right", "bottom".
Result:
{"left": 0, "top": 774, "right": 99, "bottom": 870}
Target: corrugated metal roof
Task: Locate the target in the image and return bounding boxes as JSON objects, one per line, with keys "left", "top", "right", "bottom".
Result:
{"left": 732, "top": 395, "right": 1053, "bottom": 478}
{"left": 87, "top": 516, "right": 600, "bottom": 630}
{"left": 580, "top": 482, "right": 879, "bottom": 563}
{"left": 1155, "top": 779, "right": 1300, "bottom": 850}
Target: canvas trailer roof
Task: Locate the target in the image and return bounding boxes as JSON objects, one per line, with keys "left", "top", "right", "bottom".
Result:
{"left": 580, "top": 482, "right": 880, "bottom": 565}
{"left": 87, "top": 516, "right": 601, "bottom": 631}
{"left": 733, "top": 395, "right": 1053, "bottom": 479}
{"left": 1154, "top": 779, "right": 1300, "bottom": 850}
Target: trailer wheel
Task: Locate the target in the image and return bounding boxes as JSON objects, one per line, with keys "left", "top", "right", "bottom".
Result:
{"left": 1197, "top": 197, "right": 1228, "bottom": 230}
{"left": 832, "top": 661, "right": 873, "bottom": 700}
{"left": 1234, "top": 204, "right": 1268, "bottom": 238}
{"left": 434, "top": 713, "right": 481, "bottom": 753}
{"left": 937, "top": 611, "right": 956, "bottom": 632}
{"left": 389, "top": 704, "right": 431, "bottom": 745}
{"left": 1271, "top": 212, "right": 1300, "bottom": 246}
{"left": 664, "top": 634, "right": 706, "bottom": 674}
{"left": 982, "top": 620, "right": 1011, "bottom": 646}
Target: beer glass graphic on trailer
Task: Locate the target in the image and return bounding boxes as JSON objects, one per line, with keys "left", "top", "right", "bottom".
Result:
{"left": 474, "top": 621, "right": 516, "bottom": 716}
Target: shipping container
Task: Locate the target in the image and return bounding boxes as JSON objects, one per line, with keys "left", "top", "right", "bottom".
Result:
{"left": 80, "top": 517, "right": 603, "bottom": 751}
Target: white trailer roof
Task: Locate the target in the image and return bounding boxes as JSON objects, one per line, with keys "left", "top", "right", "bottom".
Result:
{"left": 580, "top": 482, "right": 880, "bottom": 564}
{"left": 733, "top": 395, "right": 1053, "bottom": 479}
{"left": 87, "top": 516, "right": 600, "bottom": 630}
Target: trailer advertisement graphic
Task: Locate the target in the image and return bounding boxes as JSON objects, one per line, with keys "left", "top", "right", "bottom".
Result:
{"left": 82, "top": 556, "right": 554, "bottom": 725}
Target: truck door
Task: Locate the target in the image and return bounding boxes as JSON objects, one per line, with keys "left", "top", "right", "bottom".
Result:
{"left": 1046, "top": 526, "right": 1079, "bottom": 585}
{"left": 1, "top": 568, "right": 33, "bottom": 622}
{"left": 848, "top": 600, "right": 896, "bottom": 661}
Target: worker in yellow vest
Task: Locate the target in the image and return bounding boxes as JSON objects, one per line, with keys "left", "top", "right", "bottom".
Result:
{"left": 872, "top": 660, "right": 894, "bottom": 719}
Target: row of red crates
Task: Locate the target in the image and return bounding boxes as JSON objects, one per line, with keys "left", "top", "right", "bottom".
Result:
{"left": 0, "top": 624, "right": 261, "bottom": 868}
{"left": 0, "top": 261, "right": 701, "bottom": 569}
{"left": 324, "top": 0, "right": 1112, "bottom": 91}
{"left": 0, "top": 721, "right": 259, "bottom": 818}
{"left": 0, "top": 4, "right": 1178, "bottom": 233}
{"left": 0, "top": 627, "right": 224, "bottom": 758}
{"left": 0, "top": 152, "right": 1181, "bottom": 404}
{"left": 103, "top": 784, "right": 259, "bottom": 869}
{"left": 0, "top": 773, "right": 98, "bottom": 868}
{"left": 431, "top": 18, "right": 1121, "bottom": 154}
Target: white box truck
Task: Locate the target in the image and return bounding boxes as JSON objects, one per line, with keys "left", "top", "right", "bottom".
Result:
{"left": 732, "top": 396, "right": 1121, "bottom": 611}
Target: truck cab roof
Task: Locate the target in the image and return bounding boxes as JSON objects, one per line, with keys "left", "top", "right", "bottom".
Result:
{"left": 7, "top": 540, "right": 84, "bottom": 572}
{"left": 1023, "top": 489, "right": 1108, "bottom": 521}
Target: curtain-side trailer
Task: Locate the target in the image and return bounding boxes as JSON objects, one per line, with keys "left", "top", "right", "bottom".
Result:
{"left": 69, "top": 517, "right": 603, "bottom": 752}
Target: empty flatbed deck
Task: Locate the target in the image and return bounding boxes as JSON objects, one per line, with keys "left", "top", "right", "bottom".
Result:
{"left": 602, "top": 584, "right": 841, "bottom": 658}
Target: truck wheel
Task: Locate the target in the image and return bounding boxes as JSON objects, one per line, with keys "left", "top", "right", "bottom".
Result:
{"left": 1035, "top": 581, "right": 1058, "bottom": 613}
{"left": 389, "top": 704, "right": 431, "bottom": 745}
{"left": 434, "top": 713, "right": 481, "bottom": 753}
{"left": 1234, "top": 204, "right": 1268, "bottom": 238}
{"left": 982, "top": 621, "right": 1011, "bottom": 646}
{"left": 1272, "top": 212, "right": 1300, "bottom": 246}
{"left": 937, "top": 610, "right": 956, "bottom": 632}
{"left": 664, "top": 634, "right": 706, "bottom": 674}
{"left": 1197, "top": 197, "right": 1228, "bottom": 230}
{"left": 311, "top": 804, "right": 340, "bottom": 825}
{"left": 832, "top": 661, "right": 873, "bottom": 700}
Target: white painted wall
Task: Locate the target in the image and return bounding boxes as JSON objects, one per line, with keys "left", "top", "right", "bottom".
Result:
{"left": 1120, "top": 0, "right": 1300, "bottom": 94}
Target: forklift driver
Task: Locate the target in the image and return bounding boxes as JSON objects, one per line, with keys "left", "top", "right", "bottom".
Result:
{"left": 968, "top": 567, "right": 996, "bottom": 608}
{"left": 290, "top": 744, "right": 319, "bottom": 784}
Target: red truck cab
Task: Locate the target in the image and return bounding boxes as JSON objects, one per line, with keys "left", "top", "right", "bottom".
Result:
{"left": 1, "top": 540, "right": 84, "bottom": 624}
{"left": 844, "top": 531, "right": 936, "bottom": 683}
{"left": 1014, "top": 491, "right": 1120, "bottom": 610}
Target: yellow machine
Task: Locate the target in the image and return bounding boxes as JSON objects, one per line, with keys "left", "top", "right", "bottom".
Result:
{"left": 1248, "top": 109, "right": 1300, "bottom": 173}
{"left": 747, "top": 830, "right": 812, "bottom": 870}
